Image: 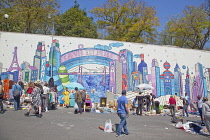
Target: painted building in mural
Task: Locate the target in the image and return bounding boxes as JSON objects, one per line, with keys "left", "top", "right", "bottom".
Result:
{"left": 0, "top": 32, "right": 210, "bottom": 102}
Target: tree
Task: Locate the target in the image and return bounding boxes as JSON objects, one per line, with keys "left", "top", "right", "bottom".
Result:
{"left": 55, "top": 1, "right": 98, "bottom": 38}
{"left": 160, "top": 5, "right": 210, "bottom": 50}
{"left": 90, "top": 0, "right": 159, "bottom": 43}
{"left": 0, "top": 0, "right": 60, "bottom": 34}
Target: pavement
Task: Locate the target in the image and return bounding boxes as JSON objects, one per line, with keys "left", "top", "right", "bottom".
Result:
{"left": 0, "top": 106, "right": 209, "bottom": 140}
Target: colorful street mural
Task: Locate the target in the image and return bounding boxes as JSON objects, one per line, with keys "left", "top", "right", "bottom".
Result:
{"left": 0, "top": 32, "right": 210, "bottom": 102}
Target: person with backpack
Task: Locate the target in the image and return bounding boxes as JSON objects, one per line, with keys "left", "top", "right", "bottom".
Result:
{"left": 11, "top": 81, "right": 22, "bottom": 111}
{"left": 0, "top": 82, "right": 4, "bottom": 114}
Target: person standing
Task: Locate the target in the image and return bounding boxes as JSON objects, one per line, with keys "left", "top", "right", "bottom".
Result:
{"left": 24, "top": 83, "right": 42, "bottom": 118}
{"left": 62, "top": 87, "right": 70, "bottom": 107}
{"left": 136, "top": 92, "right": 144, "bottom": 116}
{"left": 81, "top": 89, "right": 87, "bottom": 112}
{"left": 12, "top": 81, "right": 22, "bottom": 111}
{"left": 0, "top": 83, "right": 4, "bottom": 114}
{"left": 196, "top": 95, "right": 204, "bottom": 125}
{"left": 169, "top": 95, "right": 176, "bottom": 117}
{"left": 75, "top": 87, "right": 82, "bottom": 114}
{"left": 182, "top": 93, "right": 189, "bottom": 117}
{"left": 145, "top": 93, "right": 151, "bottom": 111}
{"left": 202, "top": 97, "right": 210, "bottom": 134}
{"left": 116, "top": 90, "right": 129, "bottom": 137}
{"left": 42, "top": 83, "right": 50, "bottom": 112}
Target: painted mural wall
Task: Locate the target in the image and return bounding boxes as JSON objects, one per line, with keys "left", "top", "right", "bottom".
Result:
{"left": 0, "top": 32, "right": 210, "bottom": 102}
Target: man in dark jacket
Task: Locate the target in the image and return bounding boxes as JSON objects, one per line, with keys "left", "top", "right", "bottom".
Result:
{"left": 75, "top": 87, "right": 82, "bottom": 114}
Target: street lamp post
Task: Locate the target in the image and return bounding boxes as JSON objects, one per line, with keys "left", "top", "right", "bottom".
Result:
{"left": 4, "top": 14, "right": 9, "bottom": 31}
{"left": 48, "top": 14, "right": 55, "bottom": 78}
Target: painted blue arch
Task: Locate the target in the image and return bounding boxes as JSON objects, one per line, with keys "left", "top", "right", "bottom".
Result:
{"left": 60, "top": 48, "right": 119, "bottom": 70}
{"left": 61, "top": 56, "right": 114, "bottom": 70}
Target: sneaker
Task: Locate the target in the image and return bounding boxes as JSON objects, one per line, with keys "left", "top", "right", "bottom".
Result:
{"left": 124, "top": 132, "right": 130, "bottom": 135}
{"left": 36, "top": 114, "right": 42, "bottom": 118}
{"left": 116, "top": 134, "right": 124, "bottom": 137}
{"left": 24, "top": 112, "right": 29, "bottom": 117}
{"left": 0, "top": 111, "right": 4, "bottom": 114}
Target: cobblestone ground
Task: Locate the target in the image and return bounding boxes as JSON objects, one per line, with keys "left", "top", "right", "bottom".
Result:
{"left": 0, "top": 106, "right": 209, "bottom": 140}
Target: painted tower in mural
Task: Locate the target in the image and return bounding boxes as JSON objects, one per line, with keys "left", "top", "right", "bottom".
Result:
{"left": 150, "top": 59, "right": 161, "bottom": 97}
{"left": 131, "top": 61, "right": 140, "bottom": 91}
{"left": 46, "top": 39, "right": 63, "bottom": 95}
{"left": 33, "top": 41, "right": 47, "bottom": 81}
{"left": 138, "top": 54, "right": 148, "bottom": 84}
{"left": 174, "top": 63, "right": 183, "bottom": 96}
{"left": 160, "top": 61, "right": 175, "bottom": 95}
{"left": 192, "top": 62, "right": 207, "bottom": 101}
{"left": 205, "top": 68, "right": 210, "bottom": 100}
{"left": 119, "top": 49, "right": 133, "bottom": 91}
{"left": 7, "top": 47, "right": 21, "bottom": 81}
{"left": 185, "top": 67, "right": 190, "bottom": 98}
{"left": 109, "top": 60, "right": 122, "bottom": 94}
{"left": 49, "top": 39, "right": 61, "bottom": 71}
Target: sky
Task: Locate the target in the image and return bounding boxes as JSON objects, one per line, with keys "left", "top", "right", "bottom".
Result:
{"left": 59, "top": 0, "right": 205, "bottom": 32}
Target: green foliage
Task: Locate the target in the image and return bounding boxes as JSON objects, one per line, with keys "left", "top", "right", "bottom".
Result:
{"left": 0, "top": 0, "right": 60, "bottom": 34}
{"left": 160, "top": 6, "right": 210, "bottom": 50}
{"left": 56, "top": 3, "right": 98, "bottom": 38}
{"left": 90, "top": 0, "right": 160, "bottom": 43}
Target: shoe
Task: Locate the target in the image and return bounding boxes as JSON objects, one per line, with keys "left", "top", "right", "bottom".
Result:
{"left": 24, "top": 112, "right": 30, "bottom": 117}
{"left": 45, "top": 110, "right": 49, "bottom": 112}
{"left": 125, "top": 133, "right": 130, "bottom": 135}
{"left": 116, "top": 134, "right": 124, "bottom": 137}
{"left": 36, "top": 114, "right": 42, "bottom": 118}
{"left": 0, "top": 111, "right": 4, "bottom": 114}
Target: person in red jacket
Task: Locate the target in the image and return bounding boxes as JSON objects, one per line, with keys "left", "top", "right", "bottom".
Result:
{"left": 169, "top": 95, "right": 176, "bottom": 117}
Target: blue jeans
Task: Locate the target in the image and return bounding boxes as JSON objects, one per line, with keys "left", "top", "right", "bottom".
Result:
{"left": 0, "top": 99, "right": 3, "bottom": 111}
{"left": 116, "top": 113, "right": 128, "bottom": 135}
{"left": 76, "top": 102, "right": 82, "bottom": 113}
{"left": 14, "top": 96, "right": 20, "bottom": 110}
{"left": 182, "top": 104, "right": 189, "bottom": 117}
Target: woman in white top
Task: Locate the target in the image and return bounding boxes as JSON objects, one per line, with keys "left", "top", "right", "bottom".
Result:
{"left": 42, "top": 83, "right": 50, "bottom": 112}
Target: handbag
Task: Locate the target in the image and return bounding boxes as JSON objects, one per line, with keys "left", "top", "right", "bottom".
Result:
{"left": 104, "top": 119, "right": 113, "bottom": 133}
{"left": 13, "top": 85, "right": 20, "bottom": 97}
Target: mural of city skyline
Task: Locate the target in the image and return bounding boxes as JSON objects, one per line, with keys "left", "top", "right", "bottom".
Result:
{"left": 0, "top": 37, "right": 209, "bottom": 102}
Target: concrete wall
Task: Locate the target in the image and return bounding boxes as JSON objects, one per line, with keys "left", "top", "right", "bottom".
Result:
{"left": 0, "top": 31, "right": 209, "bottom": 101}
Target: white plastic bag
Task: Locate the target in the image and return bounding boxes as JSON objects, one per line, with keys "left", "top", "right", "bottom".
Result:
{"left": 175, "top": 121, "right": 183, "bottom": 129}
{"left": 104, "top": 119, "right": 113, "bottom": 133}
{"left": 74, "top": 103, "right": 78, "bottom": 110}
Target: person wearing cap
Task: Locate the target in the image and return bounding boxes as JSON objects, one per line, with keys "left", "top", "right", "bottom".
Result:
{"left": 116, "top": 90, "right": 129, "bottom": 137}
{"left": 202, "top": 97, "right": 210, "bottom": 134}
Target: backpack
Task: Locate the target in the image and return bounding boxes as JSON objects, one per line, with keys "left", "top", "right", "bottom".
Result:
{"left": 13, "top": 85, "right": 20, "bottom": 97}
